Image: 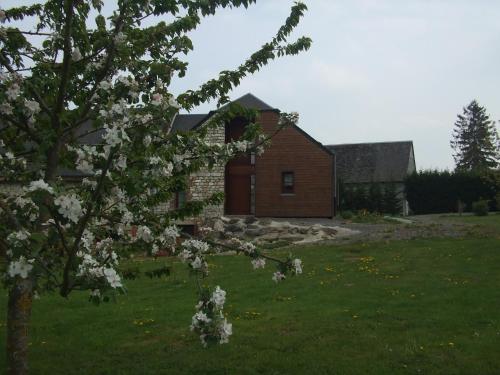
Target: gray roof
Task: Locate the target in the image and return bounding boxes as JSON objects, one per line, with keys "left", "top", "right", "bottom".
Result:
{"left": 327, "top": 141, "right": 415, "bottom": 184}
{"left": 169, "top": 93, "right": 277, "bottom": 132}
{"left": 219, "top": 93, "right": 277, "bottom": 111}
{"left": 74, "top": 120, "right": 104, "bottom": 145}
{"left": 170, "top": 114, "right": 208, "bottom": 132}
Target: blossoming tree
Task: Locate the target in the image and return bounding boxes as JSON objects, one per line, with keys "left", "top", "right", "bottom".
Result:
{"left": 0, "top": 1, "right": 311, "bottom": 373}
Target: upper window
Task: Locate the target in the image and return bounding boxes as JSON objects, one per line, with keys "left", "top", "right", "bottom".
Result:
{"left": 175, "top": 191, "right": 186, "bottom": 209}
{"left": 282, "top": 172, "right": 294, "bottom": 194}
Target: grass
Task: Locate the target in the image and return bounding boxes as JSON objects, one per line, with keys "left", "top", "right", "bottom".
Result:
{"left": 440, "top": 212, "right": 500, "bottom": 230}
{"left": 1, "top": 225, "right": 500, "bottom": 373}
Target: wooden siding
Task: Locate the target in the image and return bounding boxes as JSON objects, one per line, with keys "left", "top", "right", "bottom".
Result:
{"left": 255, "top": 112, "right": 334, "bottom": 217}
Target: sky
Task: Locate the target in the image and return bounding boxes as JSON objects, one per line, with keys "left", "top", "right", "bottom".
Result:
{"left": 4, "top": 0, "right": 500, "bottom": 169}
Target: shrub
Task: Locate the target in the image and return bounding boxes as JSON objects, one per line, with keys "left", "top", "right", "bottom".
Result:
{"left": 340, "top": 210, "right": 354, "bottom": 220}
{"left": 472, "top": 200, "right": 489, "bottom": 216}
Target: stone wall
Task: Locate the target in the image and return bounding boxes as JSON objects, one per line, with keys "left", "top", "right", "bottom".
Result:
{"left": 184, "top": 123, "right": 225, "bottom": 224}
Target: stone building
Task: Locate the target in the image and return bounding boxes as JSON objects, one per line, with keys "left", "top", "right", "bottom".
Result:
{"left": 326, "top": 141, "right": 416, "bottom": 215}
{"left": 172, "top": 93, "right": 336, "bottom": 227}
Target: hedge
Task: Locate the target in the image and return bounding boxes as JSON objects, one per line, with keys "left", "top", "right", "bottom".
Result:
{"left": 404, "top": 170, "right": 500, "bottom": 214}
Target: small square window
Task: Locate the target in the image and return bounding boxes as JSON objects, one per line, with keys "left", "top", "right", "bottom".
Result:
{"left": 282, "top": 172, "right": 294, "bottom": 194}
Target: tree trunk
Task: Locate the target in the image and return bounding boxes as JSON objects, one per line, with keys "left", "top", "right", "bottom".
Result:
{"left": 6, "top": 278, "right": 33, "bottom": 375}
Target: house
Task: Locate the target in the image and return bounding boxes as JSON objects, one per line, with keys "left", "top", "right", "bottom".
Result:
{"left": 326, "top": 141, "right": 416, "bottom": 215}
{"left": 174, "top": 93, "right": 336, "bottom": 224}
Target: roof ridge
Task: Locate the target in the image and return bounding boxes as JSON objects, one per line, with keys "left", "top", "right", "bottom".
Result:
{"left": 327, "top": 140, "right": 413, "bottom": 147}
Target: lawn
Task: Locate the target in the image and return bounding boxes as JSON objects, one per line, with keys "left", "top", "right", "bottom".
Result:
{"left": 1, "top": 235, "right": 500, "bottom": 374}
{"left": 440, "top": 212, "right": 500, "bottom": 231}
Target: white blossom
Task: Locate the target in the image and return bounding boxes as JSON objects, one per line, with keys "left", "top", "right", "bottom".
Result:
{"left": 151, "top": 93, "right": 163, "bottom": 106}
{"left": 114, "top": 32, "right": 127, "bottom": 45}
{"left": 190, "top": 287, "right": 232, "bottom": 347}
{"left": 141, "top": 114, "right": 153, "bottom": 125}
{"left": 151, "top": 244, "right": 159, "bottom": 255}
{"left": 0, "top": 102, "right": 13, "bottom": 115}
{"left": 136, "top": 225, "right": 153, "bottom": 243}
{"left": 183, "top": 239, "right": 209, "bottom": 254}
{"left": 191, "top": 311, "right": 211, "bottom": 327}
{"left": 99, "top": 80, "right": 112, "bottom": 91}
{"left": 218, "top": 319, "right": 232, "bottom": 344}
{"left": 82, "top": 178, "right": 97, "bottom": 189}
{"left": 6, "top": 83, "right": 20, "bottom": 101}
{"left": 26, "top": 179, "right": 54, "bottom": 194}
{"left": 168, "top": 96, "right": 180, "bottom": 109}
{"left": 81, "top": 229, "right": 95, "bottom": 251}
{"left": 272, "top": 271, "right": 286, "bottom": 283}
{"left": 191, "top": 257, "right": 203, "bottom": 269}
{"left": 104, "top": 267, "right": 122, "bottom": 288}
{"left": 251, "top": 258, "right": 266, "bottom": 269}
{"left": 24, "top": 100, "right": 40, "bottom": 115}
{"left": 161, "top": 226, "right": 179, "bottom": 245}
{"left": 76, "top": 159, "right": 94, "bottom": 174}
{"left": 7, "top": 230, "right": 30, "bottom": 245}
{"left": 54, "top": 193, "right": 85, "bottom": 223}
{"left": 103, "top": 124, "right": 130, "bottom": 148}
{"left": 8, "top": 256, "right": 34, "bottom": 279}
{"left": 115, "top": 155, "right": 127, "bottom": 170}
{"left": 14, "top": 196, "right": 34, "bottom": 208}
{"left": 179, "top": 249, "right": 193, "bottom": 262}
{"left": 72, "top": 47, "right": 82, "bottom": 61}
{"left": 292, "top": 258, "right": 302, "bottom": 274}
{"left": 211, "top": 286, "right": 226, "bottom": 308}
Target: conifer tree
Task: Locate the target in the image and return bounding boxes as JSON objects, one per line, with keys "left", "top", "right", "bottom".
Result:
{"left": 450, "top": 100, "right": 500, "bottom": 171}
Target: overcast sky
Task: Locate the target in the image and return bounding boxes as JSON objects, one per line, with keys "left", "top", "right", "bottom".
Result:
{"left": 4, "top": 0, "right": 500, "bottom": 169}
{"left": 168, "top": 0, "right": 500, "bottom": 170}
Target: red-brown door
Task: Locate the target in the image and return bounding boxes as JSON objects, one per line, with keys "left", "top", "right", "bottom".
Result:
{"left": 225, "top": 173, "right": 251, "bottom": 215}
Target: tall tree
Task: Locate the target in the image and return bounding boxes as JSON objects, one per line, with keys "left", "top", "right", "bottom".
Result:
{"left": 0, "top": 1, "right": 310, "bottom": 373}
{"left": 451, "top": 100, "right": 500, "bottom": 171}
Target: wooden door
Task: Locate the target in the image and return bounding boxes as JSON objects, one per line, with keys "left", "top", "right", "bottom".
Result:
{"left": 225, "top": 173, "right": 251, "bottom": 215}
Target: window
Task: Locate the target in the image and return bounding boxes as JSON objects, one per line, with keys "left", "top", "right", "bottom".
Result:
{"left": 175, "top": 191, "right": 186, "bottom": 209}
{"left": 281, "top": 172, "right": 294, "bottom": 194}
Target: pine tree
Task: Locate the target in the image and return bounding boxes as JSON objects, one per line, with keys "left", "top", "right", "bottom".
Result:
{"left": 451, "top": 100, "right": 500, "bottom": 171}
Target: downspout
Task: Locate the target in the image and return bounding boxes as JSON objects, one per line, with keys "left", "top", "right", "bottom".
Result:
{"left": 332, "top": 153, "right": 337, "bottom": 217}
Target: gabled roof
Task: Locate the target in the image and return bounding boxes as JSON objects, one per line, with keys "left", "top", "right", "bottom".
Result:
{"left": 64, "top": 94, "right": 276, "bottom": 143}
{"left": 170, "top": 93, "right": 278, "bottom": 133}
{"left": 327, "top": 141, "right": 415, "bottom": 183}
{"left": 219, "top": 93, "right": 277, "bottom": 112}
